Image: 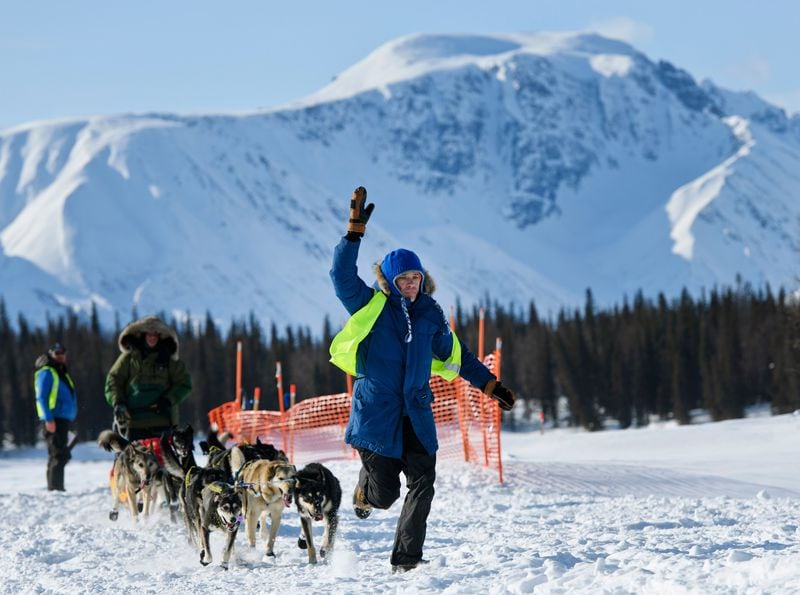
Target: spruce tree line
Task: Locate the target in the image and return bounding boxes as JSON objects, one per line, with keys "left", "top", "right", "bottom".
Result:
{"left": 0, "top": 283, "right": 797, "bottom": 447}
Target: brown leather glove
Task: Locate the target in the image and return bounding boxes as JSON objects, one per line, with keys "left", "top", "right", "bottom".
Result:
{"left": 347, "top": 186, "right": 375, "bottom": 237}
{"left": 483, "top": 379, "right": 516, "bottom": 411}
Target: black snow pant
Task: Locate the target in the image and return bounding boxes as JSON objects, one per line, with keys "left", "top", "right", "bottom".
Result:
{"left": 43, "top": 418, "right": 71, "bottom": 491}
{"left": 356, "top": 417, "right": 436, "bottom": 566}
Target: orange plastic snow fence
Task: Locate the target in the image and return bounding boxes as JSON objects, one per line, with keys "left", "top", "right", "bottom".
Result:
{"left": 208, "top": 351, "right": 504, "bottom": 483}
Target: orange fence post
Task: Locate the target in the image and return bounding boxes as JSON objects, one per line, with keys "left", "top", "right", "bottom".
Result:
{"left": 276, "top": 361, "right": 285, "bottom": 414}
{"left": 459, "top": 378, "right": 471, "bottom": 463}
{"left": 287, "top": 383, "right": 298, "bottom": 462}
{"left": 478, "top": 308, "right": 485, "bottom": 360}
{"left": 495, "top": 338, "right": 502, "bottom": 380}
{"left": 275, "top": 362, "right": 288, "bottom": 454}
{"left": 478, "top": 308, "right": 489, "bottom": 465}
{"left": 494, "top": 337, "right": 504, "bottom": 484}
{"left": 253, "top": 387, "right": 261, "bottom": 411}
{"left": 235, "top": 341, "right": 243, "bottom": 409}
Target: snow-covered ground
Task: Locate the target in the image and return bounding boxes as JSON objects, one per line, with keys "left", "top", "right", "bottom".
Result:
{"left": 1, "top": 411, "right": 798, "bottom": 594}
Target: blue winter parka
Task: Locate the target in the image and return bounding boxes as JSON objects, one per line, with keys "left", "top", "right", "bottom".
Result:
{"left": 330, "top": 237, "right": 494, "bottom": 459}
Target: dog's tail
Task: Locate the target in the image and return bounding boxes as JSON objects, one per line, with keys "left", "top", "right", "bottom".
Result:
{"left": 97, "top": 429, "right": 129, "bottom": 453}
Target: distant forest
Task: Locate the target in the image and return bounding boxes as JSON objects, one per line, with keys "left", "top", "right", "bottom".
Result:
{"left": 0, "top": 283, "right": 798, "bottom": 448}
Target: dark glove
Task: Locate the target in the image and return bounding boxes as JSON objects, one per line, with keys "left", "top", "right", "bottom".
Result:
{"left": 113, "top": 404, "right": 131, "bottom": 422}
{"left": 347, "top": 186, "right": 374, "bottom": 238}
{"left": 152, "top": 396, "right": 172, "bottom": 413}
{"left": 484, "top": 379, "right": 516, "bottom": 411}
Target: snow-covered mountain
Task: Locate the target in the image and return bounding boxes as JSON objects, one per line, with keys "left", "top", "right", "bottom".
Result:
{"left": 1, "top": 32, "right": 798, "bottom": 330}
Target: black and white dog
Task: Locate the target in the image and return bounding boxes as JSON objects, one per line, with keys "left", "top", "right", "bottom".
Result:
{"left": 294, "top": 463, "right": 342, "bottom": 564}
{"left": 161, "top": 430, "right": 243, "bottom": 569}
{"left": 189, "top": 475, "right": 243, "bottom": 569}
{"left": 156, "top": 424, "right": 196, "bottom": 523}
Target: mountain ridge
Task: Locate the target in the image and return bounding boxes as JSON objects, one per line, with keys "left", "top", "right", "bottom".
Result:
{"left": 1, "top": 31, "right": 798, "bottom": 330}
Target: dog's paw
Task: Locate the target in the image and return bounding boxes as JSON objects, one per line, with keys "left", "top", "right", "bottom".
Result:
{"left": 261, "top": 552, "right": 276, "bottom": 564}
{"left": 298, "top": 536, "right": 308, "bottom": 550}
{"left": 200, "top": 552, "right": 211, "bottom": 566}
{"left": 109, "top": 510, "right": 119, "bottom": 522}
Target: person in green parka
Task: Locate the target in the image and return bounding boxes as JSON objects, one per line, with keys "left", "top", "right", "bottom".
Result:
{"left": 104, "top": 315, "right": 192, "bottom": 440}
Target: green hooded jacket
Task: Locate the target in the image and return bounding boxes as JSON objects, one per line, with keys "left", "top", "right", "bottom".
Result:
{"left": 104, "top": 316, "right": 192, "bottom": 431}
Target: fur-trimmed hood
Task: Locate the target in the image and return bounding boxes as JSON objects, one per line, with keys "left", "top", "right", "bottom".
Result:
{"left": 373, "top": 262, "right": 436, "bottom": 296}
{"left": 118, "top": 316, "right": 180, "bottom": 360}
{"left": 373, "top": 248, "right": 436, "bottom": 297}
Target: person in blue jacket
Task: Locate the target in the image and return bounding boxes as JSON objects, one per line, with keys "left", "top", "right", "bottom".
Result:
{"left": 34, "top": 342, "right": 78, "bottom": 491}
{"left": 329, "top": 186, "right": 515, "bottom": 573}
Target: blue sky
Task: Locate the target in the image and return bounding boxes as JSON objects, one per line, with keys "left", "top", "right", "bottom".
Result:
{"left": 1, "top": 1, "right": 798, "bottom": 130}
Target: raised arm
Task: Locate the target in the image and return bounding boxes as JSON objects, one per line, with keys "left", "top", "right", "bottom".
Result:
{"left": 330, "top": 186, "right": 377, "bottom": 315}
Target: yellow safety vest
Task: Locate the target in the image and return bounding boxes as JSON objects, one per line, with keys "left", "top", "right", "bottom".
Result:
{"left": 34, "top": 366, "right": 75, "bottom": 418}
{"left": 329, "top": 291, "right": 462, "bottom": 380}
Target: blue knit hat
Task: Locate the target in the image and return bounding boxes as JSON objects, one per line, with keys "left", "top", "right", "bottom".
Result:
{"left": 380, "top": 249, "right": 424, "bottom": 296}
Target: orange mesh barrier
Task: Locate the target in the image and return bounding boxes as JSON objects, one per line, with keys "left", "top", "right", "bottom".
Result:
{"left": 207, "top": 353, "right": 504, "bottom": 482}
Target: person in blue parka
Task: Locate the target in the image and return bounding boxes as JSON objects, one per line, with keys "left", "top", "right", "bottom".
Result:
{"left": 34, "top": 341, "right": 78, "bottom": 491}
{"left": 329, "top": 186, "right": 516, "bottom": 573}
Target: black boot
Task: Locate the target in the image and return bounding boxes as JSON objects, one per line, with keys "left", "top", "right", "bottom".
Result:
{"left": 47, "top": 459, "right": 66, "bottom": 491}
{"left": 392, "top": 559, "right": 430, "bottom": 574}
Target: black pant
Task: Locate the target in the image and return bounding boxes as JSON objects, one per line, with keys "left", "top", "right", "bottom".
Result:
{"left": 357, "top": 417, "right": 436, "bottom": 566}
{"left": 43, "top": 419, "right": 71, "bottom": 491}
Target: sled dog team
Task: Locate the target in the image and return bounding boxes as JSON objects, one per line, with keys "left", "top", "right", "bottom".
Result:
{"left": 98, "top": 425, "right": 341, "bottom": 569}
{"left": 92, "top": 185, "right": 516, "bottom": 572}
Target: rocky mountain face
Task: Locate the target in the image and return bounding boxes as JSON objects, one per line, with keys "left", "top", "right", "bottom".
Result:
{"left": 0, "top": 32, "right": 797, "bottom": 330}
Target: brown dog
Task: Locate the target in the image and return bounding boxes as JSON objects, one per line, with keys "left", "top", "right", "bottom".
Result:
{"left": 231, "top": 447, "right": 297, "bottom": 561}
{"left": 98, "top": 430, "right": 161, "bottom": 522}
